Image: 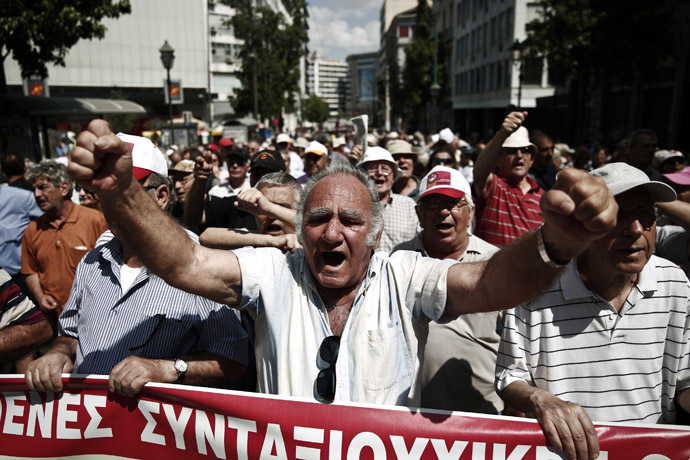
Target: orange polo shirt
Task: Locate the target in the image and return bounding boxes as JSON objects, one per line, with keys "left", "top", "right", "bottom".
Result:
{"left": 21, "top": 203, "right": 108, "bottom": 315}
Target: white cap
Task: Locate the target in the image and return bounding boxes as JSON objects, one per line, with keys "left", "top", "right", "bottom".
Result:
{"left": 502, "top": 127, "right": 537, "bottom": 155}
{"left": 117, "top": 133, "right": 168, "bottom": 179}
{"left": 305, "top": 141, "right": 328, "bottom": 156}
{"left": 293, "top": 137, "right": 309, "bottom": 149}
{"left": 276, "top": 133, "right": 292, "bottom": 144}
{"left": 662, "top": 150, "right": 684, "bottom": 164}
{"left": 589, "top": 162, "right": 676, "bottom": 202}
{"left": 357, "top": 146, "right": 401, "bottom": 180}
{"left": 439, "top": 127, "right": 455, "bottom": 144}
{"left": 333, "top": 136, "right": 346, "bottom": 148}
{"left": 419, "top": 165, "right": 473, "bottom": 206}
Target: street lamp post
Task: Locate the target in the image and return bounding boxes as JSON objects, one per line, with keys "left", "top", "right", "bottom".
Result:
{"left": 430, "top": 15, "right": 440, "bottom": 133}
{"left": 511, "top": 39, "right": 524, "bottom": 109}
{"left": 159, "top": 40, "right": 175, "bottom": 141}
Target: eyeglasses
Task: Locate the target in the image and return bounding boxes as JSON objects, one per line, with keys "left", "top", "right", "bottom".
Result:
{"left": 227, "top": 157, "right": 248, "bottom": 167}
{"left": 316, "top": 335, "right": 340, "bottom": 402}
{"left": 618, "top": 205, "right": 657, "bottom": 229}
{"left": 419, "top": 195, "right": 468, "bottom": 210}
{"left": 365, "top": 163, "right": 393, "bottom": 176}
{"left": 504, "top": 147, "right": 532, "bottom": 156}
{"left": 75, "top": 185, "right": 96, "bottom": 195}
{"left": 430, "top": 157, "right": 455, "bottom": 166}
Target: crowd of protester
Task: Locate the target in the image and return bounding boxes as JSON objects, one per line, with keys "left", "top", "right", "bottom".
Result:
{"left": 1, "top": 111, "right": 689, "bottom": 460}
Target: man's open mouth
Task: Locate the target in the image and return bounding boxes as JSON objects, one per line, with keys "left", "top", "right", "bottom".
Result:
{"left": 322, "top": 252, "right": 346, "bottom": 266}
{"left": 266, "top": 224, "right": 283, "bottom": 234}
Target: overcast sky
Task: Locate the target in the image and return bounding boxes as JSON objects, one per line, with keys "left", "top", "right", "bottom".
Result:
{"left": 306, "top": 0, "right": 380, "bottom": 61}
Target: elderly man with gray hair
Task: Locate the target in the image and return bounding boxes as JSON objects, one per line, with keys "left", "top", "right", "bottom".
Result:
{"left": 66, "top": 120, "right": 618, "bottom": 407}
{"left": 496, "top": 162, "right": 690, "bottom": 460}
{"left": 392, "top": 166, "right": 503, "bottom": 414}
{"left": 21, "top": 160, "right": 108, "bottom": 326}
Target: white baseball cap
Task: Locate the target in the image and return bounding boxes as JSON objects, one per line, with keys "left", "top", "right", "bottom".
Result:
{"left": 589, "top": 162, "right": 676, "bottom": 202}
{"left": 116, "top": 133, "right": 168, "bottom": 179}
{"left": 276, "top": 133, "right": 292, "bottom": 144}
{"left": 305, "top": 141, "right": 328, "bottom": 156}
{"left": 419, "top": 165, "right": 473, "bottom": 205}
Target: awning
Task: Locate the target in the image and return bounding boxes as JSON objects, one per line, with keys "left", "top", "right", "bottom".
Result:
{"left": 0, "top": 95, "right": 147, "bottom": 117}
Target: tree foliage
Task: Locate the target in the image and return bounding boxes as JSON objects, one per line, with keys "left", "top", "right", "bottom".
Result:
{"left": 0, "top": 0, "right": 131, "bottom": 86}
{"left": 523, "top": 0, "right": 675, "bottom": 85}
{"left": 224, "top": 0, "right": 308, "bottom": 122}
{"left": 402, "top": 0, "right": 450, "bottom": 132}
{"left": 303, "top": 94, "right": 329, "bottom": 126}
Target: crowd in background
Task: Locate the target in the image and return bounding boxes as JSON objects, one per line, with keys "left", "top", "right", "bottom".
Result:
{"left": 1, "top": 112, "right": 689, "bottom": 460}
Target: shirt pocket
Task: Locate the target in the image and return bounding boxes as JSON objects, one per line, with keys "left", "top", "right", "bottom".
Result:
{"left": 67, "top": 246, "right": 90, "bottom": 269}
{"left": 362, "top": 325, "right": 412, "bottom": 391}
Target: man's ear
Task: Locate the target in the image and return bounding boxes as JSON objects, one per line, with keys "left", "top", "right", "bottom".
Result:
{"left": 155, "top": 184, "right": 170, "bottom": 210}
{"left": 61, "top": 182, "right": 71, "bottom": 199}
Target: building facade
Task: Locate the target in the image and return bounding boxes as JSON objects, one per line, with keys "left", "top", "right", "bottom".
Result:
{"left": 304, "top": 54, "right": 349, "bottom": 117}
{"left": 376, "top": 6, "right": 417, "bottom": 131}
{"left": 436, "top": 0, "right": 555, "bottom": 138}
{"left": 346, "top": 52, "right": 378, "bottom": 120}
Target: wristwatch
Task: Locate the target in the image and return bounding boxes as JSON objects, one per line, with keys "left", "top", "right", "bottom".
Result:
{"left": 174, "top": 358, "right": 188, "bottom": 382}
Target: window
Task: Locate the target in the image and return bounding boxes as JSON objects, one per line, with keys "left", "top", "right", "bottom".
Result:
{"left": 399, "top": 25, "right": 409, "bottom": 38}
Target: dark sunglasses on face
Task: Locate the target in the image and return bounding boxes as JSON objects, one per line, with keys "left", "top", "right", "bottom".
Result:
{"left": 227, "top": 157, "right": 247, "bottom": 167}
{"left": 618, "top": 205, "right": 657, "bottom": 229}
{"left": 431, "top": 157, "right": 454, "bottom": 166}
{"left": 316, "top": 335, "right": 340, "bottom": 402}
{"left": 504, "top": 147, "right": 532, "bottom": 156}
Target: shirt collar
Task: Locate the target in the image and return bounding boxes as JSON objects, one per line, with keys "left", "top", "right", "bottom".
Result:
{"left": 562, "top": 256, "right": 658, "bottom": 300}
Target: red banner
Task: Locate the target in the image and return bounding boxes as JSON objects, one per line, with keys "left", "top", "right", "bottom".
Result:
{"left": 0, "top": 375, "right": 688, "bottom": 459}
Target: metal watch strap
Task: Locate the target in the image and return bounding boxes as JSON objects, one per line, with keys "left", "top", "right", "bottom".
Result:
{"left": 536, "top": 225, "right": 568, "bottom": 269}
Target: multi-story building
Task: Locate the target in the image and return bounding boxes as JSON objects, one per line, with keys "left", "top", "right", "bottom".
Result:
{"left": 304, "top": 53, "right": 349, "bottom": 117}
{"left": 2, "top": 0, "right": 209, "bottom": 158}
{"left": 436, "top": 0, "right": 555, "bottom": 137}
{"left": 346, "top": 52, "right": 378, "bottom": 120}
{"left": 376, "top": 5, "right": 416, "bottom": 131}
{"left": 208, "top": 0, "right": 295, "bottom": 124}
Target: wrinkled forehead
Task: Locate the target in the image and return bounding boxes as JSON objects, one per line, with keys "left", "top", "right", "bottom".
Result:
{"left": 306, "top": 175, "right": 372, "bottom": 215}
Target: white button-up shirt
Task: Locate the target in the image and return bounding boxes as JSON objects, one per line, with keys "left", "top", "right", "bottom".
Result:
{"left": 234, "top": 247, "right": 455, "bottom": 406}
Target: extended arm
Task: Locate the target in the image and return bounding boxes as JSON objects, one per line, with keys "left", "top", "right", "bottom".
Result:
{"left": 24, "top": 336, "right": 77, "bottom": 392}
{"left": 69, "top": 120, "right": 242, "bottom": 306}
{"left": 499, "top": 381, "right": 599, "bottom": 460}
{"left": 108, "top": 352, "right": 247, "bottom": 397}
{"left": 235, "top": 188, "right": 297, "bottom": 231}
{"left": 657, "top": 199, "right": 690, "bottom": 231}
{"left": 446, "top": 168, "right": 617, "bottom": 315}
{"left": 200, "top": 228, "right": 301, "bottom": 252}
{"left": 473, "top": 111, "right": 526, "bottom": 197}
{"left": 183, "top": 154, "right": 213, "bottom": 227}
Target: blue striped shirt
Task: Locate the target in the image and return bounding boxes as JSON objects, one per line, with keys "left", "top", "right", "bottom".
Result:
{"left": 59, "top": 238, "right": 248, "bottom": 374}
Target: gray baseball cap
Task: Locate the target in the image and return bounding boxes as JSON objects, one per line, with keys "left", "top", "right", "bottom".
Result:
{"left": 589, "top": 162, "right": 676, "bottom": 202}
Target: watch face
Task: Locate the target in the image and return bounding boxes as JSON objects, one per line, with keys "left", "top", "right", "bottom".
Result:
{"left": 175, "top": 359, "right": 188, "bottom": 373}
